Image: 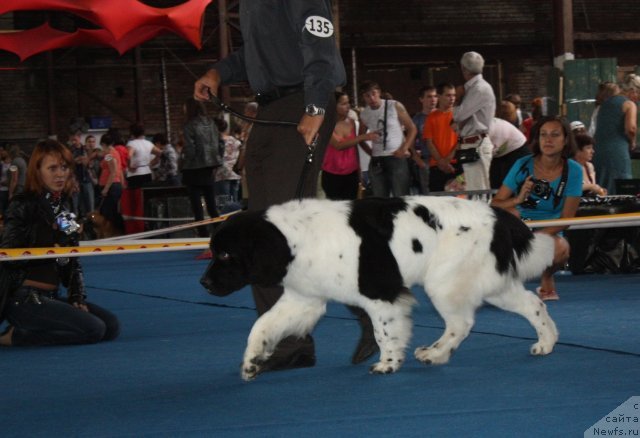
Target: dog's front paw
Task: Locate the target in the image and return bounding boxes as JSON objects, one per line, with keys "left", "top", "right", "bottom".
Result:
{"left": 241, "top": 360, "right": 263, "bottom": 381}
{"left": 530, "top": 341, "right": 554, "bottom": 356}
{"left": 369, "top": 361, "right": 399, "bottom": 375}
{"left": 414, "top": 345, "right": 451, "bottom": 365}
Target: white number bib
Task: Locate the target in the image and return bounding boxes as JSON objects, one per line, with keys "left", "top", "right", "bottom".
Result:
{"left": 304, "top": 16, "right": 333, "bottom": 38}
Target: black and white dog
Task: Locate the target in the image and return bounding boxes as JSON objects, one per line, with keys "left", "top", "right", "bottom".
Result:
{"left": 201, "top": 196, "right": 558, "bottom": 381}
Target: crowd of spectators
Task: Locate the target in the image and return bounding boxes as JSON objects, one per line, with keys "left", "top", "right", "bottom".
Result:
{"left": 1, "top": 52, "right": 637, "bottom": 303}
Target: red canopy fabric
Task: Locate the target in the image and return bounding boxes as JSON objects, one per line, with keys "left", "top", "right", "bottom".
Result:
{"left": 0, "top": 0, "right": 212, "bottom": 61}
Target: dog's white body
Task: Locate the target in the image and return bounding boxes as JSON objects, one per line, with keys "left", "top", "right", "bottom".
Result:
{"left": 203, "top": 196, "right": 558, "bottom": 380}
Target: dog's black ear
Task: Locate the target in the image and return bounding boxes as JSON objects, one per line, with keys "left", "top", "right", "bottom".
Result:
{"left": 248, "top": 219, "right": 293, "bottom": 287}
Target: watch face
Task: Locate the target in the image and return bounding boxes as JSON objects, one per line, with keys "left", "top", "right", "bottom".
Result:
{"left": 306, "top": 105, "right": 324, "bottom": 115}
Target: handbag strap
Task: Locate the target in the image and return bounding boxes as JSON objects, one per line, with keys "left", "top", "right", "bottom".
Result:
{"left": 382, "top": 99, "right": 388, "bottom": 150}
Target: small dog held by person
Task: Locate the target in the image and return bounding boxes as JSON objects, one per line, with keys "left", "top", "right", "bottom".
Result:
{"left": 201, "top": 196, "right": 558, "bottom": 381}
{"left": 85, "top": 210, "right": 120, "bottom": 239}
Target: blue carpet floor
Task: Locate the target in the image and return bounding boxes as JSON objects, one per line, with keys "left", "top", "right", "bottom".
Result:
{"left": 1, "top": 251, "right": 638, "bottom": 437}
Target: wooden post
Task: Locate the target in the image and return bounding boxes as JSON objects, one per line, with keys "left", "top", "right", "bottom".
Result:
{"left": 552, "top": 0, "right": 575, "bottom": 70}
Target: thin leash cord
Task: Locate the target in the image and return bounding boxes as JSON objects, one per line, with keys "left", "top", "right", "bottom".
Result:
{"left": 208, "top": 93, "right": 298, "bottom": 127}
{"left": 206, "top": 92, "right": 319, "bottom": 200}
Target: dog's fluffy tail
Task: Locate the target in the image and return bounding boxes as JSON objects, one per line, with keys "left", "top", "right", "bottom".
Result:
{"left": 514, "top": 232, "right": 556, "bottom": 281}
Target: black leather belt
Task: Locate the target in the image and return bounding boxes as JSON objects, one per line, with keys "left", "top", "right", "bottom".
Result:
{"left": 255, "top": 85, "right": 303, "bottom": 106}
{"left": 459, "top": 134, "right": 486, "bottom": 144}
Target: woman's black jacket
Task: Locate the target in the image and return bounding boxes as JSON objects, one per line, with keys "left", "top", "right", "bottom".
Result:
{"left": 0, "top": 192, "right": 85, "bottom": 323}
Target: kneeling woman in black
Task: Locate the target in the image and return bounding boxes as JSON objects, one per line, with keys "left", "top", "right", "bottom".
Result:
{"left": 0, "top": 140, "right": 119, "bottom": 346}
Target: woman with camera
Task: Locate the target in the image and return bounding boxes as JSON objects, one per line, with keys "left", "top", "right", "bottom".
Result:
{"left": 491, "top": 116, "right": 583, "bottom": 301}
{"left": 0, "top": 140, "right": 119, "bottom": 346}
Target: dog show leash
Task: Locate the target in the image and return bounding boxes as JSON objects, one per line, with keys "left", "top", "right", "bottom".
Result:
{"left": 209, "top": 93, "right": 319, "bottom": 200}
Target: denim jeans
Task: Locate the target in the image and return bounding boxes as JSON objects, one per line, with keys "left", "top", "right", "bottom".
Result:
{"left": 5, "top": 286, "right": 120, "bottom": 346}
{"left": 368, "top": 156, "right": 411, "bottom": 197}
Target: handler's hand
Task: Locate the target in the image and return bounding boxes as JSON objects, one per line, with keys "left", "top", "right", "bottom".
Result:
{"left": 298, "top": 114, "right": 324, "bottom": 146}
{"left": 194, "top": 69, "right": 221, "bottom": 101}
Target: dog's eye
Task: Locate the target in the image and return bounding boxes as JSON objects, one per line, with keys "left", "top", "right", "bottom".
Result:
{"left": 217, "top": 252, "right": 231, "bottom": 261}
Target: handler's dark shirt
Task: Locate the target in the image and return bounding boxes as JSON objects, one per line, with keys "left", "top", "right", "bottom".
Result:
{"left": 212, "top": 0, "right": 346, "bottom": 110}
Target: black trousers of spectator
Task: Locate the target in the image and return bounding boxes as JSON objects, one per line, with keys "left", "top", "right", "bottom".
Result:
{"left": 428, "top": 163, "right": 463, "bottom": 192}
{"left": 321, "top": 170, "right": 359, "bottom": 201}
{"left": 489, "top": 146, "right": 531, "bottom": 189}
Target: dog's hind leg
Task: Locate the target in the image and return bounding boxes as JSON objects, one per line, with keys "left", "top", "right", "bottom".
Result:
{"left": 366, "top": 292, "right": 415, "bottom": 375}
{"left": 414, "top": 288, "right": 479, "bottom": 366}
{"left": 241, "top": 290, "right": 326, "bottom": 381}
{"left": 484, "top": 282, "right": 558, "bottom": 355}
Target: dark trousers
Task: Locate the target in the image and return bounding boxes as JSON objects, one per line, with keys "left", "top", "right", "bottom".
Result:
{"left": 489, "top": 146, "right": 531, "bottom": 189}
{"left": 99, "top": 182, "right": 124, "bottom": 232}
{"left": 186, "top": 183, "right": 217, "bottom": 237}
{"left": 5, "top": 286, "right": 120, "bottom": 346}
{"left": 321, "top": 170, "right": 359, "bottom": 200}
{"left": 429, "top": 163, "right": 463, "bottom": 192}
{"left": 245, "top": 91, "right": 336, "bottom": 358}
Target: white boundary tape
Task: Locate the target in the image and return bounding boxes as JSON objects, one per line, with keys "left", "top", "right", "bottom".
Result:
{"left": 101, "top": 209, "right": 240, "bottom": 241}
{"left": 122, "top": 215, "right": 196, "bottom": 222}
{"left": 527, "top": 212, "right": 640, "bottom": 229}
{"left": 1, "top": 210, "right": 639, "bottom": 262}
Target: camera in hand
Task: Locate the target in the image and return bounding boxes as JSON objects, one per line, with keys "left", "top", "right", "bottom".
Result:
{"left": 530, "top": 178, "right": 552, "bottom": 200}
{"left": 56, "top": 211, "right": 80, "bottom": 235}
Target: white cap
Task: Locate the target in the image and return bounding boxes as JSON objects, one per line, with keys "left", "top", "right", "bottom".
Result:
{"left": 570, "top": 121, "right": 585, "bottom": 131}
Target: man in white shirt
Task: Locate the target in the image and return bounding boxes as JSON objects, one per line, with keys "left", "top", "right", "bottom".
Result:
{"left": 358, "top": 80, "right": 417, "bottom": 197}
{"left": 453, "top": 51, "right": 496, "bottom": 192}
{"left": 488, "top": 117, "right": 530, "bottom": 189}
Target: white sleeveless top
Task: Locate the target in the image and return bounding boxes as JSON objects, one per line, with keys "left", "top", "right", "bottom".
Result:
{"left": 359, "top": 99, "right": 405, "bottom": 157}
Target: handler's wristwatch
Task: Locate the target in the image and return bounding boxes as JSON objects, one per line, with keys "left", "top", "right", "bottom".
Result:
{"left": 305, "top": 104, "right": 325, "bottom": 116}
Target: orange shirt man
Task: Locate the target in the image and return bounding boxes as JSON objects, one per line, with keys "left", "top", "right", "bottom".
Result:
{"left": 423, "top": 83, "right": 462, "bottom": 191}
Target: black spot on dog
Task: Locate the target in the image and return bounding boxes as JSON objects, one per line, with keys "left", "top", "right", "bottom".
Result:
{"left": 412, "top": 238, "right": 423, "bottom": 253}
{"left": 412, "top": 205, "right": 442, "bottom": 231}
{"left": 458, "top": 226, "right": 470, "bottom": 233}
{"left": 489, "top": 206, "right": 534, "bottom": 275}
{"left": 349, "top": 198, "right": 408, "bottom": 302}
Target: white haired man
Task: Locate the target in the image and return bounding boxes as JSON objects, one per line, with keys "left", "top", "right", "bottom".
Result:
{"left": 453, "top": 51, "right": 496, "bottom": 192}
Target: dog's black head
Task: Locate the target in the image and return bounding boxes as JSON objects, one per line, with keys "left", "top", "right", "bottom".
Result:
{"left": 200, "top": 211, "right": 294, "bottom": 296}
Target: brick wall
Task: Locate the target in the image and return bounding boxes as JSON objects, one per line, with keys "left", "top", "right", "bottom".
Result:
{"left": 1, "top": 0, "right": 639, "bottom": 145}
